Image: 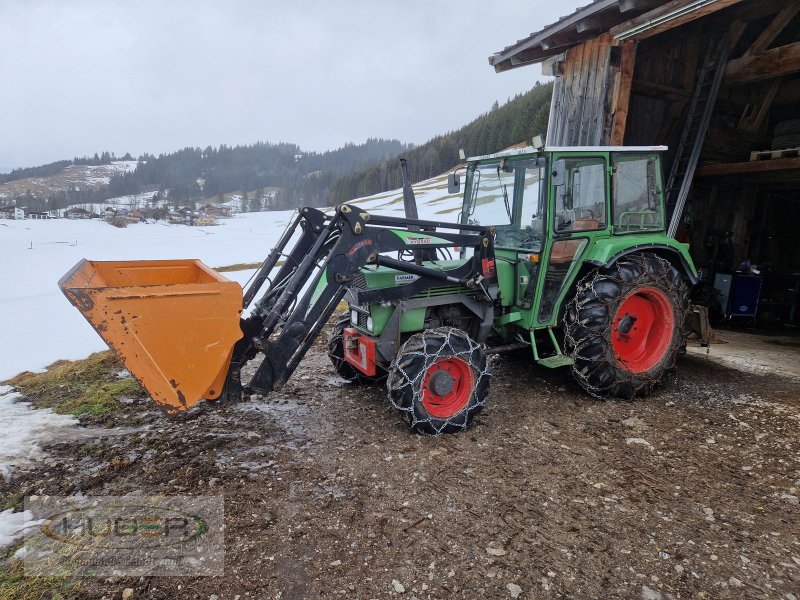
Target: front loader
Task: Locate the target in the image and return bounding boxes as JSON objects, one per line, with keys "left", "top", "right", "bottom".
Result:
{"left": 60, "top": 145, "right": 708, "bottom": 434}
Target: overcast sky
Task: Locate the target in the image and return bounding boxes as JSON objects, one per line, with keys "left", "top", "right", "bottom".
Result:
{"left": 0, "top": 0, "right": 586, "bottom": 173}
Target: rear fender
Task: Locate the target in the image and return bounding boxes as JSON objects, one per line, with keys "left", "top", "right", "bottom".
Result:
{"left": 587, "top": 244, "right": 698, "bottom": 284}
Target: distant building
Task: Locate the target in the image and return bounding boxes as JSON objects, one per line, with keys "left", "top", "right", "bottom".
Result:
{"left": 0, "top": 205, "right": 25, "bottom": 220}
{"left": 64, "top": 207, "right": 92, "bottom": 219}
{"left": 26, "top": 211, "right": 49, "bottom": 220}
{"left": 167, "top": 212, "right": 188, "bottom": 224}
{"left": 202, "top": 204, "right": 232, "bottom": 218}
{"left": 194, "top": 215, "right": 217, "bottom": 226}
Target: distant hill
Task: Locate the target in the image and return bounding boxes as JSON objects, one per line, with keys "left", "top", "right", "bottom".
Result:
{"left": 329, "top": 81, "right": 553, "bottom": 204}
{"left": 1, "top": 139, "right": 409, "bottom": 213}
{"left": 1, "top": 81, "right": 552, "bottom": 213}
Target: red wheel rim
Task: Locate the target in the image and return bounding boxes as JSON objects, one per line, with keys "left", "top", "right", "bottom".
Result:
{"left": 611, "top": 287, "right": 674, "bottom": 373}
{"left": 420, "top": 357, "right": 474, "bottom": 419}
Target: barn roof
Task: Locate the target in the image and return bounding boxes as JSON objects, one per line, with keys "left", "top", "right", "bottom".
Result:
{"left": 489, "top": 0, "right": 738, "bottom": 72}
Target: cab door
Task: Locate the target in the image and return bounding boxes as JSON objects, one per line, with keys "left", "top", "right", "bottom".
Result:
{"left": 534, "top": 154, "right": 610, "bottom": 326}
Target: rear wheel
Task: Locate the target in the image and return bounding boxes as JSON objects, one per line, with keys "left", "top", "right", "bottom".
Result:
{"left": 387, "top": 327, "right": 489, "bottom": 435}
{"left": 564, "top": 253, "right": 688, "bottom": 399}
{"left": 327, "top": 317, "right": 385, "bottom": 384}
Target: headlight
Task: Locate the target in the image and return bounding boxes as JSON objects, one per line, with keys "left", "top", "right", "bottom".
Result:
{"left": 350, "top": 309, "right": 358, "bottom": 325}
{"left": 366, "top": 316, "right": 374, "bottom": 332}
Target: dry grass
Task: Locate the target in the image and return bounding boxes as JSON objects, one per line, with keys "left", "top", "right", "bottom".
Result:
{"left": 5, "top": 351, "right": 143, "bottom": 418}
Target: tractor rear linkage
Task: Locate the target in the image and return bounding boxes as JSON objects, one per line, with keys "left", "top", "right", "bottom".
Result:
{"left": 221, "top": 204, "right": 499, "bottom": 402}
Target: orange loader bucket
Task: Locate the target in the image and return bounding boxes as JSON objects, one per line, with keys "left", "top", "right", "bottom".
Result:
{"left": 59, "top": 259, "right": 244, "bottom": 413}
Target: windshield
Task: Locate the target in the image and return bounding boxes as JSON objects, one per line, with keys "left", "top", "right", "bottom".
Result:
{"left": 462, "top": 158, "right": 545, "bottom": 251}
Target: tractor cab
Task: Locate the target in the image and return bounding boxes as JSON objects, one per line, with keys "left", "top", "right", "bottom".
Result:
{"left": 454, "top": 146, "right": 677, "bottom": 328}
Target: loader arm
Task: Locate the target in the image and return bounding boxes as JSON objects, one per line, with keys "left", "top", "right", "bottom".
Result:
{"left": 61, "top": 204, "right": 497, "bottom": 413}
{"left": 226, "top": 204, "right": 497, "bottom": 401}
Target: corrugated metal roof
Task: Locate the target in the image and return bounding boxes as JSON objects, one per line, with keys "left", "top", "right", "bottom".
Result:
{"left": 489, "top": 0, "right": 662, "bottom": 72}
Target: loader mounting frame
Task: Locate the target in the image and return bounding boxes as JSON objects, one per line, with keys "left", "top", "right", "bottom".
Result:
{"left": 222, "top": 204, "right": 498, "bottom": 402}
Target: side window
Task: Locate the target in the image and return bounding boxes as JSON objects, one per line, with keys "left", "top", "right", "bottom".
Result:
{"left": 553, "top": 157, "right": 607, "bottom": 233}
{"left": 612, "top": 153, "right": 664, "bottom": 232}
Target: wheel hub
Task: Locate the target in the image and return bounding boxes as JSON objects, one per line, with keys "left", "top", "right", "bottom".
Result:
{"left": 420, "top": 357, "right": 474, "bottom": 419}
{"left": 428, "top": 370, "right": 455, "bottom": 396}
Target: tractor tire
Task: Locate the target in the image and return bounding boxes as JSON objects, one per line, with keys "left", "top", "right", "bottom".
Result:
{"left": 771, "top": 134, "right": 800, "bottom": 150}
{"left": 387, "top": 327, "right": 489, "bottom": 435}
{"left": 773, "top": 119, "right": 800, "bottom": 137}
{"left": 563, "top": 253, "right": 689, "bottom": 399}
{"left": 327, "top": 317, "right": 385, "bottom": 384}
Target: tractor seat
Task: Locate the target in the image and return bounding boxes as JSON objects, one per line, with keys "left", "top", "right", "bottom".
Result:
{"left": 550, "top": 239, "right": 584, "bottom": 264}
{"left": 570, "top": 218, "right": 600, "bottom": 230}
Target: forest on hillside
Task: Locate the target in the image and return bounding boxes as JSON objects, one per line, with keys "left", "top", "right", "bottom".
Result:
{"left": 328, "top": 81, "right": 553, "bottom": 204}
{"left": 3, "top": 81, "right": 552, "bottom": 213}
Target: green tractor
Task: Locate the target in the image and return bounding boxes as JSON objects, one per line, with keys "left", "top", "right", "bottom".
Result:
{"left": 329, "top": 145, "right": 699, "bottom": 433}
{"left": 60, "top": 145, "right": 704, "bottom": 435}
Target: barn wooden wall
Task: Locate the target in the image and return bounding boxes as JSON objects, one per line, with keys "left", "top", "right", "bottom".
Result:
{"left": 624, "top": 27, "right": 703, "bottom": 168}
{"left": 546, "top": 34, "right": 616, "bottom": 146}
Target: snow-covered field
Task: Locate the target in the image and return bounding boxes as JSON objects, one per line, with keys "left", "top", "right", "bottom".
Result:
{"left": 0, "top": 171, "right": 461, "bottom": 546}
{"left": 0, "top": 171, "right": 461, "bottom": 381}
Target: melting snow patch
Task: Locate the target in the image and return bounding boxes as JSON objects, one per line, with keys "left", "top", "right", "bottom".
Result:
{"left": 0, "top": 508, "right": 41, "bottom": 550}
{"left": 0, "top": 385, "right": 79, "bottom": 480}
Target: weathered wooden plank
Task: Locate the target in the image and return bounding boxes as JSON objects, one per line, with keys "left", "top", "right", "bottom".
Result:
{"left": 632, "top": 79, "right": 691, "bottom": 101}
{"left": 725, "top": 41, "right": 800, "bottom": 85}
{"left": 610, "top": 0, "right": 745, "bottom": 42}
{"left": 696, "top": 157, "right": 800, "bottom": 177}
{"left": 610, "top": 41, "right": 637, "bottom": 145}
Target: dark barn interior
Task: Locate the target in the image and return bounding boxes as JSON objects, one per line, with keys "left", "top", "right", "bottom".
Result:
{"left": 490, "top": 0, "right": 800, "bottom": 326}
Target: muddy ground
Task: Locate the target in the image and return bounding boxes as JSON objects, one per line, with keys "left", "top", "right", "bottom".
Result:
{"left": 2, "top": 337, "right": 799, "bottom": 599}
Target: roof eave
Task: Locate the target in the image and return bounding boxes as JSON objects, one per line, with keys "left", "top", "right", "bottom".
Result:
{"left": 489, "top": 0, "right": 620, "bottom": 73}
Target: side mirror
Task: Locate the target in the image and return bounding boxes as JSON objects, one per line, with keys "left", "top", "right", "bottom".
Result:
{"left": 447, "top": 172, "right": 461, "bottom": 194}
{"left": 551, "top": 159, "right": 566, "bottom": 187}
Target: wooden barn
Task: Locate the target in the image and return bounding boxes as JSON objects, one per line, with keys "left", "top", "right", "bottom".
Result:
{"left": 490, "top": 0, "right": 800, "bottom": 325}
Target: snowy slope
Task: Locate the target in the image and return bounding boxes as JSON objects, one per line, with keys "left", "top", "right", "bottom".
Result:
{"left": 0, "top": 161, "right": 138, "bottom": 199}
{"left": 1, "top": 170, "right": 461, "bottom": 380}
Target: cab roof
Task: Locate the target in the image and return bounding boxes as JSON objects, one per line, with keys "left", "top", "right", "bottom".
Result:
{"left": 467, "top": 145, "right": 668, "bottom": 162}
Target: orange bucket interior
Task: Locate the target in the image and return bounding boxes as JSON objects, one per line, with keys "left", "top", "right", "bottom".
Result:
{"left": 59, "top": 259, "right": 244, "bottom": 413}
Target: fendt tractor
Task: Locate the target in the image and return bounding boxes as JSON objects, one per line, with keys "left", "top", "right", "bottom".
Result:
{"left": 60, "top": 144, "right": 707, "bottom": 434}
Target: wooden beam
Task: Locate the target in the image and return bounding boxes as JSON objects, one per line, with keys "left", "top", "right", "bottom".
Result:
{"left": 541, "top": 53, "right": 566, "bottom": 77}
{"left": 725, "top": 41, "right": 800, "bottom": 85}
{"left": 619, "top": 0, "right": 663, "bottom": 13}
{"left": 696, "top": 157, "right": 800, "bottom": 177}
{"left": 745, "top": 1, "right": 800, "bottom": 56}
{"left": 611, "top": 0, "right": 745, "bottom": 42}
{"left": 610, "top": 41, "right": 637, "bottom": 145}
{"left": 632, "top": 79, "right": 692, "bottom": 102}
{"left": 576, "top": 16, "right": 606, "bottom": 34}
{"left": 737, "top": 79, "right": 782, "bottom": 136}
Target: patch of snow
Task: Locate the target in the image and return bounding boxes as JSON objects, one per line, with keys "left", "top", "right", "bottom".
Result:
{"left": 0, "top": 508, "right": 41, "bottom": 549}
{"left": 0, "top": 386, "right": 79, "bottom": 479}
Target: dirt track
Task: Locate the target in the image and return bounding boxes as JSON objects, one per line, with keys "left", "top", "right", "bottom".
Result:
{"left": 3, "top": 339, "right": 800, "bottom": 599}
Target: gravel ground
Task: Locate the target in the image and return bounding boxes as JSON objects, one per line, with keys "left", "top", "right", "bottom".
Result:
{"left": 2, "top": 338, "right": 799, "bottom": 599}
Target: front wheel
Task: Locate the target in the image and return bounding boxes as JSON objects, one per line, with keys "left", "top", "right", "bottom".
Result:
{"left": 564, "top": 253, "right": 689, "bottom": 399}
{"left": 387, "top": 327, "right": 489, "bottom": 435}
